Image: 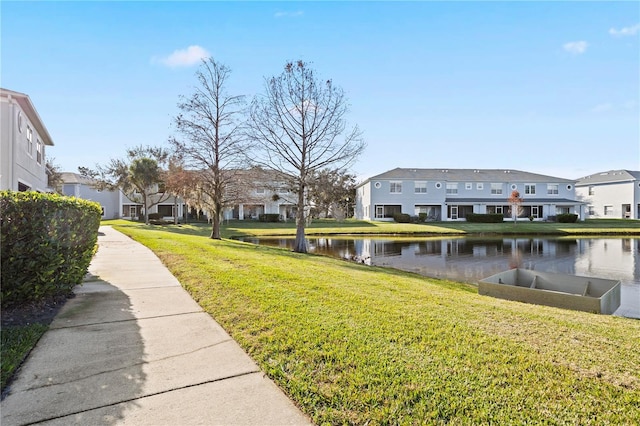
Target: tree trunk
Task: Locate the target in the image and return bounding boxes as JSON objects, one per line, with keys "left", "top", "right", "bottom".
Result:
{"left": 293, "top": 186, "right": 307, "bottom": 253}
{"left": 210, "top": 202, "right": 221, "bottom": 239}
{"left": 143, "top": 194, "right": 149, "bottom": 225}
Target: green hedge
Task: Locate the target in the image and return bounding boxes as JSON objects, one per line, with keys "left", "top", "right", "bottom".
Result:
{"left": 393, "top": 213, "right": 411, "bottom": 223}
{"left": 1, "top": 191, "right": 102, "bottom": 308}
{"left": 557, "top": 213, "right": 578, "bottom": 223}
{"left": 259, "top": 214, "right": 281, "bottom": 222}
{"left": 465, "top": 213, "right": 504, "bottom": 223}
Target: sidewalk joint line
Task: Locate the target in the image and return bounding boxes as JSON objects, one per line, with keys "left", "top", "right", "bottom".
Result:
{"left": 50, "top": 310, "right": 205, "bottom": 330}
{"left": 22, "top": 338, "right": 237, "bottom": 392}
{"left": 21, "top": 371, "right": 262, "bottom": 426}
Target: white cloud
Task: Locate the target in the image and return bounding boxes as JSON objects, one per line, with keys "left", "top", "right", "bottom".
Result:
{"left": 609, "top": 23, "right": 640, "bottom": 37}
{"left": 155, "top": 45, "right": 210, "bottom": 68}
{"left": 274, "top": 11, "right": 304, "bottom": 18}
{"left": 563, "top": 41, "right": 588, "bottom": 54}
{"left": 591, "top": 103, "right": 613, "bottom": 113}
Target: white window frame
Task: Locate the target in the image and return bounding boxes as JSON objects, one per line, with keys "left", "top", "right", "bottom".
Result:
{"left": 390, "top": 181, "right": 402, "bottom": 194}
{"left": 588, "top": 186, "right": 595, "bottom": 196}
{"left": 490, "top": 183, "right": 503, "bottom": 195}
{"left": 36, "top": 139, "right": 43, "bottom": 165}
{"left": 414, "top": 181, "right": 427, "bottom": 194}
{"left": 446, "top": 183, "right": 458, "bottom": 194}
{"left": 524, "top": 184, "right": 536, "bottom": 195}
{"left": 375, "top": 205, "right": 384, "bottom": 219}
{"left": 604, "top": 205, "right": 613, "bottom": 216}
{"left": 26, "top": 126, "right": 33, "bottom": 155}
{"left": 477, "top": 183, "right": 484, "bottom": 190}
{"left": 547, "top": 184, "right": 559, "bottom": 195}
{"left": 465, "top": 182, "right": 472, "bottom": 190}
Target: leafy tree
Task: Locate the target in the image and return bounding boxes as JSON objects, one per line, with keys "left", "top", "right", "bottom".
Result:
{"left": 308, "top": 169, "right": 356, "bottom": 219}
{"left": 170, "top": 58, "right": 247, "bottom": 239}
{"left": 508, "top": 190, "right": 524, "bottom": 223}
{"left": 247, "top": 60, "right": 365, "bottom": 252}
{"left": 80, "top": 146, "right": 170, "bottom": 224}
{"left": 46, "top": 157, "right": 63, "bottom": 194}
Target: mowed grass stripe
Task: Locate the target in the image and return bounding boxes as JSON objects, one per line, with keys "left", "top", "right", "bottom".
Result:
{"left": 113, "top": 224, "right": 640, "bottom": 425}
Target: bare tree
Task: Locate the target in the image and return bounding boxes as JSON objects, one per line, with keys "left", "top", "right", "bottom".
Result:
{"left": 508, "top": 190, "right": 524, "bottom": 224}
{"left": 247, "top": 60, "right": 365, "bottom": 252}
{"left": 79, "top": 145, "right": 170, "bottom": 224}
{"left": 170, "top": 58, "right": 247, "bottom": 239}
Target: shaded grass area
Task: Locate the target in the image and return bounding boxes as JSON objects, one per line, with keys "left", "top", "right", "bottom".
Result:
{"left": 1, "top": 324, "right": 47, "bottom": 391}
{"left": 113, "top": 222, "right": 640, "bottom": 424}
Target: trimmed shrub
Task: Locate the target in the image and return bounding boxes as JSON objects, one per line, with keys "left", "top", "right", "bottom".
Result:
{"left": 148, "top": 213, "right": 162, "bottom": 220}
{"left": 418, "top": 213, "right": 428, "bottom": 223}
{"left": 465, "top": 213, "right": 504, "bottom": 223}
{"left": 557, "top": 213, "right": 578, "bottom": 223}
{"left": 1, "top": 191, "right": 102, "bottom": 308}
{"left": 259, "top": 214, "right": 281, "bottom": 222}
{"left": 393, "top": 213, "right": 411, "bottom": 223}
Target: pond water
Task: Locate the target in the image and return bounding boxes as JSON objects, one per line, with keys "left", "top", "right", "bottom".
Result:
{"left": 241, "top": 236, "right": 640, "bottom": 319}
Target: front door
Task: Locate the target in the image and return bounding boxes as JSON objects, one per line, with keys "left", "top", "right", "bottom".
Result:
{"left": 450, "top": 206, "right": 458, "bottom": 220}
{"left": 129, "top": 206, "right": 137, "bottom": 218}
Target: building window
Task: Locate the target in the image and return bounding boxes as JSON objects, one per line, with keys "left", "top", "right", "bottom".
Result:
{"left": 588, "top": 205, "right": 595, "bottom": 215}
{"left": 446, "top": 183, "right": 458, "bottom": 194}
{"left": 556, "top": 206, "right": 570, "bottom": 215}
{"left": 547, "top": 184, "right": 559, "bottom": 195}
{"left": 604, "top": 205, "right": 613, "bottom": 216}
{"left": 256, "top": 187, "right": 265, "bottom": 194}
{"left": 531, "top": 206, "right": 539, "bottom": 218}
{"left": 374, "top": 182, "right": 381, "bottom": 189}
{"left": 414, "top": 181, "right": 427, "bottom": 193}
{"left": 375, "top": 204, "right": 401, "bottom": 219}
{"left": 26, "top": 126, "right": 33, "bottom": 155}
{"left": 477, "top": 183, "right": 484, "bottom": 190}
{"left": 18, "top": 182, "right": 30, "bottom": 191}
{"left": 465, "top": 182, "right": 472, "bottom": 190}
{"left": 588, "top": 186, "right": 595, "bottom": 195}
{"left": 525, "top": 184, "right": 536, "bottom": 195}
{"left": 490, "top": 183, "right": 502, "bottom": 195}
{"left": 390, "top": 181, "right": 402, "bottom": 193}
{"left": 487, "top": 205, "right": 504, "bottom": 215}
{"left": 157, "top": 205, "right": 173, "bottom": 216}
{"left": 36, "top": 140, "right": 43, "bottom": 165}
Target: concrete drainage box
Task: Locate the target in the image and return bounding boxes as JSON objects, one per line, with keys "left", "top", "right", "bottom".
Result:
{"left": 479, "top": 268, "right": 621, "bottom": 314}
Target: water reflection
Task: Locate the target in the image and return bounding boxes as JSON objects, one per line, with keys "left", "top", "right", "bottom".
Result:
{"left": 242, "top": 236, "right": 640, "bottom": 319}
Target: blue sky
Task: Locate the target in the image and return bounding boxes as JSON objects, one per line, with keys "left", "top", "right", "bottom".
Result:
{"left": 2, "top": 1, "right": 638, "bottom": 181}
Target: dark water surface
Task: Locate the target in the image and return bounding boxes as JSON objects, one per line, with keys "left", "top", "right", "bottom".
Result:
{"left": 242, "top": 236, "right": 640, "bottom": 319}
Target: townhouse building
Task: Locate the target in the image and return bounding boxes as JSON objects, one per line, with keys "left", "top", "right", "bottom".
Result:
{"left": 1, "top": 88, "right": 54, "bottom": 192}
{"left": 355, "top": 168, "right": 584, "bottom": 221}
{"left": 576, "top": 170, "right": 640, "bottom": 219}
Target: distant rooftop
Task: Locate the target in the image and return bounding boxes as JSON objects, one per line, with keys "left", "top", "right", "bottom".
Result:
{"left": 575, "top": 170, "right": 640, "bottom": 186}
{"left": 362, "top": 168, "right": 575, "bottom": 184}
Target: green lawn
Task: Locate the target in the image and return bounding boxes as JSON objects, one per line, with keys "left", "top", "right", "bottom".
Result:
{"left": 112, "top": 221, "right": 640, "bottom": 424}
{"left": 1, "top": 324, "right": 48, "bottom": 391}
{"left": 103, "top": 217, "right": 640, "bottom": 239}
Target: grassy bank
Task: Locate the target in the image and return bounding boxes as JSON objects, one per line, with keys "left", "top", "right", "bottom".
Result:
{"left": 1, "top": 324, "right": 48, "bottom": 391}
{"left": 104, "top": 217, "right": 640, "bottom": 240}
{"left": 112, "top": 222, "right": 640, "bottom": 424}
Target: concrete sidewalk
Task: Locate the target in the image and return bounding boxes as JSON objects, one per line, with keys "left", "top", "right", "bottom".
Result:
{"left": 1, "top": 226, "right": 312, "bottom": 426}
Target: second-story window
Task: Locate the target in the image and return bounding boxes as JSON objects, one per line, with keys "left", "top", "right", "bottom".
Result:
{"left": 414, "top": 181, "right": 427, "bottom": 193}
{"left": 446, "top": 183, "right": 458, "bottom": 194}
{"left": 36, "top": 140, "right": 43, "bottom": 165}
{"left": 525, "top": 184, "right": 536, "bottom": 195}
{"left": 547, "top": 184, "right": 559, "bottom": 195}
{"left": 26, "top": 126, "right": 33, "bottom": 155}
{"left": 390, "top": 181, "right": 402, "bottom": 193}
{"left": 490, "top": 183, "right": 502, "bottom": 195}
{"left": 588, "top": 186, "right": 595, "bottom": 195}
